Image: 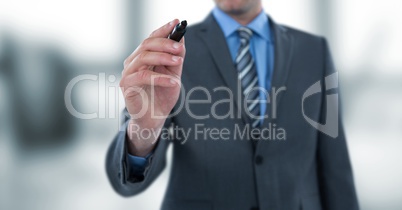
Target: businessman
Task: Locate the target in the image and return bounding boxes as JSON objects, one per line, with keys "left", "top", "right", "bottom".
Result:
{"left": 106, "top": 0, "right": 359, "bottom": 209}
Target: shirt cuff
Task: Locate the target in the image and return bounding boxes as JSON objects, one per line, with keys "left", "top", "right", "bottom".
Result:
{"left": 126, "top": 152, "right": 153, "bottom": 176}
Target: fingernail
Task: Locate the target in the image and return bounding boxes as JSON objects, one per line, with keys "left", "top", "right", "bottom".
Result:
{"left": 169, "top": 20, "right": 175, "bottom": 26}
{"left": 170, "top": 79, "right": 177, "bottom": 85}
{"left": 172, "top": 56, "right": 180, "bottom": 62}
{"left": 173, "top": 42, "right": 182, "bottom": 49}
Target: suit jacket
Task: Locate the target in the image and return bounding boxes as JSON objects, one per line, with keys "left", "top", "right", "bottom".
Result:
{"left": 106, "top": 14, "right": 359, "bottom": 210}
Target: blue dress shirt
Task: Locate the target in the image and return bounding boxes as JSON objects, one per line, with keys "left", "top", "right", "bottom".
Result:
{"left": 212, "top": 7, "right": 274, "bottom": 118}
{"left": 127, "top": 7, "right": 274, "bottom": 176}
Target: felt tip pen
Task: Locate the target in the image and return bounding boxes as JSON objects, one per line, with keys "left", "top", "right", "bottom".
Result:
{"left": 168, "top": 20, "right": 187, "bottom": 42}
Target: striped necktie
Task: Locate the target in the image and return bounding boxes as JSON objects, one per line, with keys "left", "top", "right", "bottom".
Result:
{"left": 235, "top": 27, "right": 261, "bottom": 127}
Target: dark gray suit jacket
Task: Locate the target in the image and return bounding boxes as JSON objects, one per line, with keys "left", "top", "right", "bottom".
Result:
{"left": 106, "top": 14, "right": 359, "bottom": 210}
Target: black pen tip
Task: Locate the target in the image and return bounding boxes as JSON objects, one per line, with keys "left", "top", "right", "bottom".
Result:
{"left": 181, "top": 20, "right": 187, "bottom": 27}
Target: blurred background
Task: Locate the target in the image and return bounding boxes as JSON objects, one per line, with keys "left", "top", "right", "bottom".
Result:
{"left": 0, "top": 0, "right": 401, "bottom": 209}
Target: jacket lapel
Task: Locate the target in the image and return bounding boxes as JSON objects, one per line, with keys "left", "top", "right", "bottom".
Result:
{"left": 261, "top": 18, "right": 294, "bottom": 129}
{"left": 198, "top": 14, "right": 249, "bottom": 126}
{"left": 196, "top": 14, "right": 294, "bottom": 129}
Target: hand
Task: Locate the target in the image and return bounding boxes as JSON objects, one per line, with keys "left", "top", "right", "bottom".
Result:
{"left": 120, "top": 19, "right": 185, "bottom": 156}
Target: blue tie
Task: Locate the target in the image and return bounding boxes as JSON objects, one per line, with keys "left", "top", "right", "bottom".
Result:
{"left": 235, "top": 27, "right": 261, "bottom": 127}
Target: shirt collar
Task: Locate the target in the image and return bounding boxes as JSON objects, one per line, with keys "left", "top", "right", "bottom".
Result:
{"left": 212, "top": 7, "right": 271, "bottom": 42}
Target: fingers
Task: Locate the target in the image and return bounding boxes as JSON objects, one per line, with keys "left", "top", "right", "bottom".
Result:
{"left": 123, "top": 51, "right": 183, "bottom": 77}
{"left": 178, "top": 36, "right": 186, "bottom": 57}
{"left": 143, "top": 37, "right": 184, "bottom": 55}
{"left": 121, "top": 19, "right": 186, "bottom": 80}
{"left": 149, "top": 19, "right": 180, "bottom": 38}
{"left": 120, "top": 70, "right": 180, "bottom": 90}
{"left": 124, "top": 37, "right": 185, "bottom": 68}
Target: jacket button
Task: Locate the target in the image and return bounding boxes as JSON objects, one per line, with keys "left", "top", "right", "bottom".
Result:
{"left": 251, "top": 131, "right": 260, "bottom": 140}
{"left": 255, "top": 155, "right": 263, "bottom": 165}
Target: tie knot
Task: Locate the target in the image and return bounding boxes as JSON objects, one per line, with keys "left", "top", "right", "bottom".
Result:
{"left": 237, "top": 27, "right": 253, "bottom": 42}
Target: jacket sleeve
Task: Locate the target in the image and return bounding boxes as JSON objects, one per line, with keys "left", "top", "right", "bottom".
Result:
{"left": 105, "top": 108, "right": 172, "bottom": 197}
{"left": 317, "top": 38, "right": 360, "bottom": 210}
